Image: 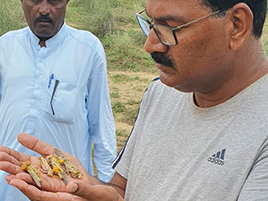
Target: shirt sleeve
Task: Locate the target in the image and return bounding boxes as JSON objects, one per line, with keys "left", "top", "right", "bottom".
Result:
{"left": 237, "top": 140, "right": 268, "bottom": 200}
{"left": 0, "top": 72, "right": 2, "bottom": 103}
{"left": 86, "top": 47, "right": 117, "bottom": 183}
{"left": 0, "top": 43, "right": 2, "bottom": 103}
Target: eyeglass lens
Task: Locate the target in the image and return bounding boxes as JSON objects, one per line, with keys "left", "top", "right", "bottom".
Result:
{"left": 137, "top": 14, "right": 177, "bottom": 46}
{"left": 153, "top": 25, "right": 176, "bottom": 45}
{"left": 137, "top": 16, "right": 150, "bottom": 36}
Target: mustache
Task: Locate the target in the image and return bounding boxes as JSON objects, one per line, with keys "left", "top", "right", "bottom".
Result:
{"left": 151, "top": 52, "right": 175, "bottom": 68}
{"left": 35, "top": 15, "right": 52, "bottom": 24}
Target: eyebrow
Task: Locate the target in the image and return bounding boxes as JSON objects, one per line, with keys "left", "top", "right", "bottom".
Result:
{"left": 145, "top": 9, "right": 186, "bottom": 24}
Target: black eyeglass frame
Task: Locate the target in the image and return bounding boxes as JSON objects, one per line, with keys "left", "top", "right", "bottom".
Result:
{"left": 136, "top": 6, "right": 232, "bottom": 46}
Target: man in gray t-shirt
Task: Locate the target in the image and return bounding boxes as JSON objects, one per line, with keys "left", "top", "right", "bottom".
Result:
{"left": 113, "top": 76, "right": 268, "bottom": 200}
{"left": 0, "top": 0, "right": 268, "bottom": 200}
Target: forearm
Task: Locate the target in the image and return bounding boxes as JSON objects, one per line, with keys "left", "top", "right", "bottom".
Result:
{"left": 107, "top": 172, "right": 127, "bottom": 199}
{"left": 89, "top": 174, "right": 125, "bottom": 199}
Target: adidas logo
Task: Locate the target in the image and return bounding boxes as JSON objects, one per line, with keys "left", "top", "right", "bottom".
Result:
{"left": 207, "top": 149, "right": 226, "bottom": 166}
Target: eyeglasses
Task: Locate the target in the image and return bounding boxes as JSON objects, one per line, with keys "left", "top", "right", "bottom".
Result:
{"left": 136, "top": 6, "right": 232, "bottom": 46}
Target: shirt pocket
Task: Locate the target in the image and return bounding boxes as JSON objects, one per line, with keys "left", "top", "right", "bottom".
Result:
{"left": 43, "top": 79, "right": 78, "bottom": 124}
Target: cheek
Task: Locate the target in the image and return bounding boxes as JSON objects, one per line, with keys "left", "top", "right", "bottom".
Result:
{"left": 165, "top": 37, "right": 227, "bottom": 91}
{"left": 171, "top": 31, "right": 224, "bottom": 76}
{"left": 22, "top": 6, "right": 35, "bottom": 24}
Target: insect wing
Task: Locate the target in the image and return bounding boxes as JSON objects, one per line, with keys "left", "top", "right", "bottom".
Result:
{"left": 27, "top": 165, "right": 42, "bottom": 187}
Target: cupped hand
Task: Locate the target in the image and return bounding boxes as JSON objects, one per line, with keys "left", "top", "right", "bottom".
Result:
{"left": 0, "top": 133, "right": 124, "bottom": 201}
{"left": 0, "top": 132, "right": 92, "bottom": 193}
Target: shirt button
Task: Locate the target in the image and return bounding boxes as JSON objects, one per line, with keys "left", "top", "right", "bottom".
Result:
{"left": 36, "top": 71, "right": 43, "bottom": 77}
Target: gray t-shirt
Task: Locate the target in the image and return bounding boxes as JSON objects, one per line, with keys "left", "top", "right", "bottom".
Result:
{"left": 113, "top": 75, "right": 268, "bottom": 201}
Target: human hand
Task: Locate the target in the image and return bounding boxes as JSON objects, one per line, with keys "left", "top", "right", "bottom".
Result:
{"left": 0, "top": 133, "right": 125, "bottom": 201}
{"left": 0, "top": 133, "right": 91, "bottom": 200}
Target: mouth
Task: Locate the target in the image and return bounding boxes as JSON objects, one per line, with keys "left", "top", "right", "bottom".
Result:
{"left": 157, "top": 63, "right": 170, "bottom": 71}
{"left": 37, "top": 20, "right": 51, "bottom": 23}
{"left": 35, "top": 18, "right": 52, "bottom": 24}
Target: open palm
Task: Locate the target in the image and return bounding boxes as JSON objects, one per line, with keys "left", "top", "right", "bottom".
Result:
{"left": 0, "top": 133, "right": 92, "bottom": 200}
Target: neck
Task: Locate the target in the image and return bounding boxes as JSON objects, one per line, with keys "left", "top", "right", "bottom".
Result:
{"left": 194, "top": 41, "right": 268, "bottom": 108}
{"left": 39, "top": 40, "right": 46, "bottom": 47}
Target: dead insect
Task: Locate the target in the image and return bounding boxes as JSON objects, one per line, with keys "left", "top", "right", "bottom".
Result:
{"left": 21, "top": 161, "right": 42, "bottom": 187}
{"left": 47, "top": 155, "right": 68, "bottom": 184}
{"left": 39, "top": 156, "right": 53, "bottom": 177}
{"left": 54, "top": 148, "right": 83, "bottom": 179}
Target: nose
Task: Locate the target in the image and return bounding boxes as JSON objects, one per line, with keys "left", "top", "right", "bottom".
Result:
{"left": 39, "top": 0, "right": 51, "bottom": 15}
{"left": 144, "top": 29, "right": 168, "bottom": 54}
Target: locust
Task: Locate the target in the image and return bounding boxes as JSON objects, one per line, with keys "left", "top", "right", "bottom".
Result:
{"left": 47, "top": 155, "right": 68, "bottom": 184}
{"left": 54, "top": 148, "right": 83, "bottom": 179}
{"left": 21, "top": 161, "right": 42, "bottom": 187}
{"left": 39, "top": 156, "right": 53, "bottom": 177}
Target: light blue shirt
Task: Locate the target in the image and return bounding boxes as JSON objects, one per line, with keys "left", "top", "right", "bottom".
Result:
{"left": 0, "top": 23, "right": 117, "bottom": 200}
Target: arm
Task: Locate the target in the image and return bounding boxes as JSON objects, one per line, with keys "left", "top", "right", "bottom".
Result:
{"left": 87, "top": 48, "right": 117, "bottom": 182}
{"left": 0, "top": 133, "right": 125, "bottom": 201}
{"left": 0, "top": 71, "right": 2, "bottom": 103}
{"left": 0, "top": 47, "right": 2, "bottom": 103}
{"left": 237, "top": 143, "right": 268, "bottom": 200}
{"left": 69, "top": 172, "right": 126, "bottom": 200}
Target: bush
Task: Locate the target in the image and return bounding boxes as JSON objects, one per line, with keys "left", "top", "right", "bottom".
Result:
{"left": 68, "top": 0, "right": 116, "bottom": 37}
{"left": 0, "top": 0, "right": 25, "bottom": 36}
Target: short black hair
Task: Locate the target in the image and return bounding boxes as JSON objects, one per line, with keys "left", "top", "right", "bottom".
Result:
{"left": 202, "top": 0, "right": 267, "bottom": 38}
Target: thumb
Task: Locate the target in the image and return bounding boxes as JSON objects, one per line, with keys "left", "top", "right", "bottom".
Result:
{"left": 67, "top": 181, "right": 124, "bottom": 201}
{"left": 67, "top": 181, "right": 96, "bottom": 199}
{"left": 67, "top": 182, "right": 78, "bottom": 193}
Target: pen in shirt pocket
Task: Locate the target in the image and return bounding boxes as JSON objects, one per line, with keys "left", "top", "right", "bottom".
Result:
{"left": 48, "top": 73, "right": 54, "bottom": 88}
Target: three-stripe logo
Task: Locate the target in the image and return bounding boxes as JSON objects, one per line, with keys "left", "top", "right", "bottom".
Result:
{"left": 207, "top": 149, "right": 226, "bottom": 166}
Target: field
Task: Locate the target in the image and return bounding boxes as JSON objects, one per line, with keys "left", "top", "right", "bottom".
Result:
{"left": 0, "top": 0, "right": 158, "bottom": 153}
{"left": 1, "top": 0, "right": 268, "bottom": 158}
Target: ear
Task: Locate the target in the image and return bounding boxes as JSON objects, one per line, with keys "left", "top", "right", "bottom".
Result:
{"left": 228, "top": 3, "right": 253, "bottom": 51}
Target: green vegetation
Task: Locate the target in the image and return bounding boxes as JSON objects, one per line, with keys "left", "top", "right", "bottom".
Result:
{"left": 0, "top": 0, "right": 155, "bottom": 72}
{"left": 66, "top": 0, "right": 156, "bottom": 72}
{"left": 2, "top": 0, "right": 268, "bottom": 147}
{"left": 112, "top": 100, "right": 126, "bottom": 113}
{"left": 0, "top": 0, "right": 26, "bottom": 35}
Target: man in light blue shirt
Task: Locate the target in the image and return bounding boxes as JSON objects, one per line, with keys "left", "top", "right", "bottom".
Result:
{"left": 0, "top": 0, "right": 117, "bottom": 200}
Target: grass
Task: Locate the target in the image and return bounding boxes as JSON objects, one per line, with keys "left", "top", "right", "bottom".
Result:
{"left": 0, "top": 0, "right": 154, "bottom": 144}
{"left": 0, "top": 0, "right": 26, "bottom": 35}
{"left": 65, "top": 0, "right": 156, "bottom": 72}
{"left": 2, "top": 0, "right": 268, "bottom": 154}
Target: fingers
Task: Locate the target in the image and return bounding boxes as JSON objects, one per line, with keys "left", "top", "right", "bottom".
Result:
{"left": 0, "top": 145, "right": 30, "bottom": 163}
{"left": 6, "top": 172, "right": 34, "bottom": 185}
{"left": 67, "top": 181, "right": 124, "bottom": 201}
{"left": 8, "top": 179, "right": 84, "bottom": 201}
{"left": 8, "top": 178, "right": 44, "bottom": 200}
{"left": 0, "top": 161, "right": 22, "bottom": 175}
{"left": 0, "top": 151, "right": 25, "bottom": 175}
{"left": 17, "top": 133, "right": 56, "bottom": 156}
{"left": 18, "top": 133, "right": 74, "bottom": 159}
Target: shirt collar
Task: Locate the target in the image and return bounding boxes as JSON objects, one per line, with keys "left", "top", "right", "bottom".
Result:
{"left": 29, "top": 22, "right": 67, "bottom": 49}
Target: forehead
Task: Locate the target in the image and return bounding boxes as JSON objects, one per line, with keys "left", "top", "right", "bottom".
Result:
{"left": 145, "top": 0, "right": 205, "bottom": 19}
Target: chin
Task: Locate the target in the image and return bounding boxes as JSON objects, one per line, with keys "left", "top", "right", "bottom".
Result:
{"left": 159, "top": 71, "right": 177, "bottom": 87}
{"left": 159, "top": 73, "right": 192, "bottom": 93}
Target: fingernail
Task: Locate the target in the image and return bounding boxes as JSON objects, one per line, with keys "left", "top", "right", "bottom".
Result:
{"left": 69, "top": 183, "right": 78, "bottom": 193}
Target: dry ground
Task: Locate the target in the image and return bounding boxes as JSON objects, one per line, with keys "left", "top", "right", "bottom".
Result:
{"left": 108, "top": 70, "right": 159, "bottom": 153}
{"left": 105, "top": 18, "right": 268, "bottom": 167}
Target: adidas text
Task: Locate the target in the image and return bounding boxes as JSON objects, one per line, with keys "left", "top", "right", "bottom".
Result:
{"left": 207, "top": 157, "right": 224, "bottom": 166}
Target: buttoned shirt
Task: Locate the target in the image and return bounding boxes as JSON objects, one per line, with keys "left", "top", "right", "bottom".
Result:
{"left": 0, "top": 23, "right": 117, "bottom": 200}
